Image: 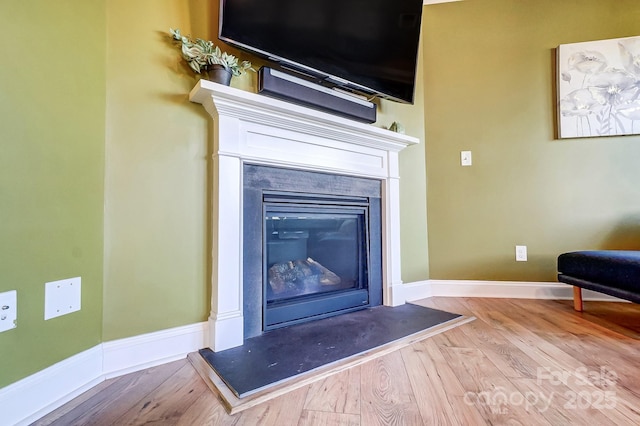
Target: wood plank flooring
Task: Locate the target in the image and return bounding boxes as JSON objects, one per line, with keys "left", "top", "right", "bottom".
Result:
{"left": 32, "top": 298, "right": 640, "bottom": 425}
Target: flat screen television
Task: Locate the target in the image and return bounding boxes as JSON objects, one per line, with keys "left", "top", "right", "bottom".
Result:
{"left": 219, "top": 0, "right": 424, "bottom": 104}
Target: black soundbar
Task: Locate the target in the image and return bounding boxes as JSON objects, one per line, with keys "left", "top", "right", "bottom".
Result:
{"left": 258, "top": 67, "right": 377, "bottom": 123}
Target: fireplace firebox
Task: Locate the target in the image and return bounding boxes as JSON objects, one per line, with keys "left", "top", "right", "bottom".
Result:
{"left": 243, "top": 165, "right": 382, "bottom": 338}
{"left": 264, "top": 192, "right": 372, "bottom": 329}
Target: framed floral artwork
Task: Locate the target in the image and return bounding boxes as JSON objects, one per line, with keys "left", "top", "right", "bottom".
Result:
{"left": 557, "top": 35, "right": 640, "bottom": 138}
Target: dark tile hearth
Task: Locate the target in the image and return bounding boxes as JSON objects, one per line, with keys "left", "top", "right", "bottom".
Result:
{"left": 199, "top": 303, "right": 461, "bottom": 397}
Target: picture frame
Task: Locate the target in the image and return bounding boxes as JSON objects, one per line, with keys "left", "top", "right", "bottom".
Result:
{"left": 557, "top": 35, "right": 640, "bottom": 138}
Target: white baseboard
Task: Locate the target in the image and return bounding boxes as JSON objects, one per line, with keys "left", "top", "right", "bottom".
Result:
{"left": 0, "top": 321, "right": 208, "bottom": 426}
{"left": 0, "top": 345, "right": 104, "bottom": 426}
{"left": 103, "top": 322, "right": 208, "bottom": 379}
{"left": 401, "top": 279, "right": 627, "bottom": 302}
{"left": 396, "top": 280, "right": 432, "bottom": 303}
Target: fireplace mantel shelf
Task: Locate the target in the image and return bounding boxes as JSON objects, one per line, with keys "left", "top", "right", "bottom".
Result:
{"left": 190, "top": 80, "right": 418, "bottom": 155}
{"left": 190, "top": 80, "right": 419, "bottom": 351}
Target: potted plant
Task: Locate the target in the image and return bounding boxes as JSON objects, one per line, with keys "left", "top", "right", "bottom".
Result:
{"left": 170, "top": 28, "right": 254, "bottom": 85}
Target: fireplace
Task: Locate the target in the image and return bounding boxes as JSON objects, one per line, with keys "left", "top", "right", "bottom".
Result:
{"left": 242, "top": 164, "right": 382, "bottom": 338}
{"left": 189, "top": 80, "right": 417, "bottom": 351}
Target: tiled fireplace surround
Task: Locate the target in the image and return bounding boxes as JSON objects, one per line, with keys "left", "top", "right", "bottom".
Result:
{"left": 190, "top": 80, "right": 417, "bottom": 352}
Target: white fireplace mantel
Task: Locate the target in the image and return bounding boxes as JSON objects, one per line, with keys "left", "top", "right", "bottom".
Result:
{"left": 190, "top": 80, "right": 418, "bottom": 351}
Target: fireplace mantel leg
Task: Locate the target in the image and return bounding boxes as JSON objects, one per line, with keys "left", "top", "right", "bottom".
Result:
{"left": 208, "top": 154, "right": 244, "bottom": 351}
{"left": 384, "top": 156, "right": 405, "bottom": 307}
{"left": 208, "top": 312, "right": 244, "bottom": 351}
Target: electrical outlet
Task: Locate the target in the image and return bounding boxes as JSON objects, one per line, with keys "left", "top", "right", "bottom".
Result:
{"left": 516, "top": 245, "right": 528, "bottom": 262}
{"left": 0, "top": 290, "right": 17, "bottom": 333}
{"left": 45, "top": 277, "right": 81, "bottom": 320}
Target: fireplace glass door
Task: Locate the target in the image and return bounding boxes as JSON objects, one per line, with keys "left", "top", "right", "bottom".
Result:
{"left": 263, "top": 192, "right": 371, "bottom": 329}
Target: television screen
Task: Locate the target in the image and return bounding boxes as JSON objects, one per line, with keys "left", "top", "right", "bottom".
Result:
{"left": 219, "top": 0, "right": 424, "bottom": 104}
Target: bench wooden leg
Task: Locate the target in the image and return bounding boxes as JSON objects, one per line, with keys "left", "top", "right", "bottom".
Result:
{"left": 573, "top": 286, "right": 583, "bottom": 311}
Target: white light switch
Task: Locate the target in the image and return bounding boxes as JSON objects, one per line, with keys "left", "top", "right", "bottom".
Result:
{"left": 45, "top": 277, "right": 81, "bottom": 320}
{"left": 461, "top": 150, "right": 472, "bottom": 166}
{"left": 0, "top": 290, "right": 17, "bottom": 333}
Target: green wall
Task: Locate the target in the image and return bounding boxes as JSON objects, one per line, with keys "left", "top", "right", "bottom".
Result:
{"left": 380, "top": 30, "right": 430, "bottom": 283}
{"left": 0, "top": 1, "right": 105, "bottom": 387}
{"left": 103, "top": 0, "right": 213, "bottom": 340}
{"left": 424, "top": 0, "right": 640, "bottom": 281}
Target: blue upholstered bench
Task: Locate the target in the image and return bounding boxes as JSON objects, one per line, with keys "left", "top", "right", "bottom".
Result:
{"left": 557, "top": 250, "right": 640, "bottom": 311}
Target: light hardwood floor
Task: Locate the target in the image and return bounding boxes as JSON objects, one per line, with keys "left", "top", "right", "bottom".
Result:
{"left": 32, "top": 298, "right": 640, "bottom": 425}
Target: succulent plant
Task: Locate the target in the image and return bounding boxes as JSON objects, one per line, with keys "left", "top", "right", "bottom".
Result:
{"left": 170, "top": 28, "right": 254, "bottom": 77}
